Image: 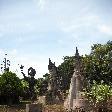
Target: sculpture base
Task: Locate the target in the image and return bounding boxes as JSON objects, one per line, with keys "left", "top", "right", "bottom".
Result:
{"left": 64, "top": 98, "right": 89, "bottom": 111}
{"left": 26, "top": 103, "right": 42, "bottom": 112}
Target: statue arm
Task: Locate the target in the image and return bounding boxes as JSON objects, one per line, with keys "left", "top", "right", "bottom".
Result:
{"left": 21, "top": 72, "right": 28, "bottom": 81}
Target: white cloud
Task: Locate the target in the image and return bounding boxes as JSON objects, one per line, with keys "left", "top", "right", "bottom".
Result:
{"left": 58, "top": 14, "right": 100, "bottom": 34}
{"left": 33, "top": 0, "right": 46, "bottom": 11}
{"left": 38, "top": 0, "right": 46, "bottom": 10}
{"left": 0, "top": 49, "right": 5, "bottom": 55}
{"left": 0, "top": 0, "right": 111, "bottom": 78}
{"left": 98, "top": 24, "right": 112, "bottom": 35}
{"left": 9, "top": 49, "right": 18, "bottom": 56}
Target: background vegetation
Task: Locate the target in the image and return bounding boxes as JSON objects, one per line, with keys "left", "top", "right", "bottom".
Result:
{"left": 0, "top": 41, "right": 111, "bottom": 112}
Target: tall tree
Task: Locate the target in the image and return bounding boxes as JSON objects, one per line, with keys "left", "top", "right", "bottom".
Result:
{"left": 83, "top": 41, "right": 112, "bottom": 84}
{"left": 35, "top": 78, "right": 48, "bottom": 96}
{"left": 58, "top": 56, "right": 75, "bottom": 92}
{"left": 0, "top": 71, "right": 23, "bottom": 104}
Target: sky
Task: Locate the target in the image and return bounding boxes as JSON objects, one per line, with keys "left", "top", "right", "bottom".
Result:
{"left": 0, "top": 0, "right": 112, "bottom": 78}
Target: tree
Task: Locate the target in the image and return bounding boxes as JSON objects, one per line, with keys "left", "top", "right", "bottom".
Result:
{"left": 0, "top": 71, "right": 23, "bottom": 104}
{"left": 83, "top": 41, "right": 112, "bottom": 84}
{"left": 84, "top": 81, "right": 112, "bottom": 111}
{"left": 58, "top": 56, "right": 75, "bottom": 92}
{"left": 43, "top": 73, "right": 50, "bottom": 83}
{"left": 35, "top": 78, "right": 48, "bottom": 96}
{"left": 21, "top": 79, "right": 30, "bottom": 100}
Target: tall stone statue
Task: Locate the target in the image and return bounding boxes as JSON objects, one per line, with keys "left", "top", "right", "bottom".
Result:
{"left": 46, "top": 58, "right": 62, "bottom": 104}
{"left": 20, "top": 65, "right": 37, "bottom": 102}
{"left": 48, "top": 58, "right": 58, "bottom": 92}
{"left": 64, "top": 47, "right": 88, "bottom": 111}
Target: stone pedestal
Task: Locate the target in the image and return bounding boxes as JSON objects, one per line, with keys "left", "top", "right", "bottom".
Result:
{"left": 26, "top": 103, "right": 42, "bottom": 112}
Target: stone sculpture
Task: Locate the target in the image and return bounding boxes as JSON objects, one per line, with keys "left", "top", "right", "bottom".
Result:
{"left": 20, "top": 65, "right": 37, "bottom": 102}
{"left": 48, "top": 58, "right": 59, "bottom": 92}
{"left": 46, "top": 58, "right": 62, "bottom": 104}
{"left": 64, "top": 47, "right": 88, "bottom": 111}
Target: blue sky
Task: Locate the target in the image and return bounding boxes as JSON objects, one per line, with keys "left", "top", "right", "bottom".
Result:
{"left": 0, "top": 0, "right": 112, "bottom": 78}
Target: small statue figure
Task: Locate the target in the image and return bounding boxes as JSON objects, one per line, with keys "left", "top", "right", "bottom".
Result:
{"left": 20, "top": 65, "right": 37, "bottom": 102}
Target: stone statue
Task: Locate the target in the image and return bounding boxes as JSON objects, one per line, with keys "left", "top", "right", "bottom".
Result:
{"left": 46, "top": 58, "right": 62, "bottom": 104}
{"left": 64, "top": 47, "right": 88, "bottom": 111}
{"left": 20, "top": 65, "right": 37, "bottom": 102}
{"left": 48, "top": 58, "right": 58, "bottom": 92}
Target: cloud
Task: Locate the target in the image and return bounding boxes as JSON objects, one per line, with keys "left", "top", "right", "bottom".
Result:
{"left": 0, "top": 0, "right": 111, "bottom": 78}
{"left": 0, "top": 49, "right": 5, "bottom": 57}
{"left": 9, "top": 49, "right": 18, "bottom": 56}
{"left": 98, "top": 24, "right": 112, "bottom": 35}
{"left": 58, "top": 13, "right": 100, "bottom": 34}
{"left": 38, "top": 0, "right": 46, "bottom": 10}
{"left": 33, "top": 0, "right": 46, "bottom": 11}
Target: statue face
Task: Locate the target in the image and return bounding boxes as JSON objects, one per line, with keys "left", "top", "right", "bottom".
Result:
{"left": 28, "top": 67, "right": 36, "bottom": 77}
{"left": 50, "top": 66, "right": 57, "bottom": 73}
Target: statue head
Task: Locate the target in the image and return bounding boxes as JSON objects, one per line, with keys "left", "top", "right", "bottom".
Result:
{"left": 28, "top": 67, "right": 36, "bottom": 78}
{"left": 48, "top": 58, "right": 57, "bottom": 75}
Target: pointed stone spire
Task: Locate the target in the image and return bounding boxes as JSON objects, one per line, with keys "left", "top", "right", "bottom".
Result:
{"left": 49, "top": 58, "right": 51, "bottom": 64}
{"left": 48, "top": 58, "right": 53, "bottom": 70}
{"left": 75, "top": 47, "right": 79, "bottom": 56}
{"left": 74, "top": 47, "right": 81, "bottom": 71}
{"left": 64, "top": 47, "right": 87, "bottom": 111}
{"left": 75, "top": 47, "right": 80, "bottom": 59}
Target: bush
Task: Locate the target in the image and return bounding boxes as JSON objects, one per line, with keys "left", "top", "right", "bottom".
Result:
{"left": 0, "top": 71, "right": 23, "bottom": 104}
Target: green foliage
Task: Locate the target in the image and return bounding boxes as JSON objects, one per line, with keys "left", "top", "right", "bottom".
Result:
{"left": 20, "top": 79, "right": 30, "bottom": 100}
{"left": 0, "top": 71, "right": 23, "bottom": 104}
{"left": 83, "top": 41, "right": 112, "bottom": 84}
{"left": 21, "top": 80, "right": 29, "bottom": 88}
{"left": 41, "top": 41, "right": 112, "bottom": 97}
{"left": 84, "top": 81, "right": 112, "bottom": 104}
{"left": 35, "top": 78, "right": 48, "bottom": 96}
{"left": 43, "top": 73, "right": 50, "bottom": 82}
{"left": 58, "top": 56, "right": 75, "bottom": 91}
{"left": 0, "top": 71, "right": 23, "bottom": 96}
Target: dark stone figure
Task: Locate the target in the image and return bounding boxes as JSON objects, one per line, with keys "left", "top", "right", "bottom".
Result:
{"left": 46, "top": 58, "right": 63, "bottom": 104}
{"left": 20, "top": 65, "right": 37, "bottom": 102}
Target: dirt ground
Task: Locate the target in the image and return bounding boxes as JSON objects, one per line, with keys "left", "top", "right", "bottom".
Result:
{"left": 0, "top": 105, "right": 26, "bottom": 112}
{"left": 0, "top": 104, "right": 66, "bottom": 112}
{"left": 43, "top": 104, "right": 65, "bottom": 112}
